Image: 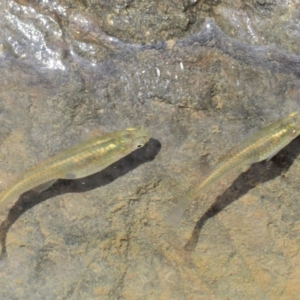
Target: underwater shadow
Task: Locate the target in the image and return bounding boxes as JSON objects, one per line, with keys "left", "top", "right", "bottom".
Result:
{"left": 184, "top": 136, "right": 300, "bottom": 252}
{"left": 0, "top": 138, "right": 161, "bottom": 256}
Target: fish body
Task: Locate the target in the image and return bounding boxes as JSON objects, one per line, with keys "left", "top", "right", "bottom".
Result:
{"left": 0, "top": 127, "right": 151, "bottom": 211}
{"left": 166, "top": 111, "right": 300, "bottom": 225}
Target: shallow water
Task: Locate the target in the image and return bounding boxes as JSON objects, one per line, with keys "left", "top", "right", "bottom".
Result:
{"left": 1, "top": 0, "right": 300, "bottom": 299}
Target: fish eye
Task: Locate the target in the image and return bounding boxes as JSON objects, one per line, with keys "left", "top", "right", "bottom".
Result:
{"left": 137, "top": 144, "right": 143, "bottom": 148}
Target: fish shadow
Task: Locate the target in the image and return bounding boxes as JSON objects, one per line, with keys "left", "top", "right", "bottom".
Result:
{"left": 0, "top": 138, "right": 161, "bottom": 257}
{"left": 184, "top": 136, "right": 300, "bottom": 252}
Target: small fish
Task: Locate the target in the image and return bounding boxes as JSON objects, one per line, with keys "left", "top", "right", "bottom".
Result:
{"left": 0, "top": 127, "right": 151, "bottom": 212}
{"left": 166, "top": 111, "right": 300, "bottom": 225}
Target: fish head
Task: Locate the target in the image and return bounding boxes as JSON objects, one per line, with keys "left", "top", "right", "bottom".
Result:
{"left": 285, "top": 111, "right": 300, "bottom": 138}
{"left": 124, "top": 127, "right": 151, "bottom": 150}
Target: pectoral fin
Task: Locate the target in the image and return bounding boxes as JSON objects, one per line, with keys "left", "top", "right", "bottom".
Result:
{"left": 32, "top": 179, "right": 57, "bottom": 193}
{"left": 266, "top": 149, "right": 281, "bottom": 162}
{"left": 65, "top": 172, "right": 77, "bottom": 179}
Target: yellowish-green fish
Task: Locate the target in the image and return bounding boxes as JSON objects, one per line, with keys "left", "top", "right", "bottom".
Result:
{"left": 0, "top": 127, "right": 151, "bottom": 212}
{"left": 166, "top": 111, "right": 300, "bottom": 226}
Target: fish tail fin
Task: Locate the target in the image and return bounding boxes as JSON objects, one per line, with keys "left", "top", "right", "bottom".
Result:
{"left": 164, "top": 199, "right": 188, "bottom": 226}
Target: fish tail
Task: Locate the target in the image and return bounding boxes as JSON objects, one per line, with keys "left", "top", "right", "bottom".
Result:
{"left": 164, "top": 199, "right": 189, "bottom": 226}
